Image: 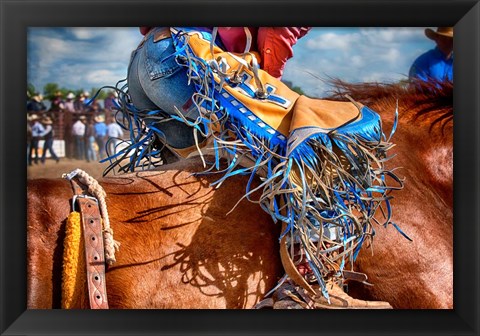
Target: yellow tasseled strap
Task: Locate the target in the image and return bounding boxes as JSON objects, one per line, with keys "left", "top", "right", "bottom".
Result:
{"left": 61, "top": 211, "right": 86, "bottom": 309}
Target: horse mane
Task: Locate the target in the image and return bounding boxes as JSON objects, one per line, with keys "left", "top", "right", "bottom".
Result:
{"left": 325, "top": 79, "right": 453, "bottom": 133}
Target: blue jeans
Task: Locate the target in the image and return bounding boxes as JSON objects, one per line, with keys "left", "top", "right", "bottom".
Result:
{"left": 85, "top": 136, "right": 97, "bottom": 162}
{"left": 41, "top": 136, "right": 59, "bottom": 162}
{"left": 74, "top": 135, "right": 85, "bottom": 160}
{"left": 28, "top": 137, "right": 40, "bottom": 165}
{"left": 95, "top": 136, "right": 106, "bottom": 160}
{"left": 127, "top": 27, "right": 203, "bottom": 149}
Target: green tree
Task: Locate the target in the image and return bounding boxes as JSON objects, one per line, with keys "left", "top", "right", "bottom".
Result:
{"left": 43, "top": 83, "right": 60, "bottom": 100}
{"left": 73, "top": 89, "right": 82, "bottom": 97}
{"left": 41, "top": 83, "right": 111, "bottom": 101}
{"left": 90, "top": 87, "right": 108, "bottom": 100}
{"left": 291, "top": 85, "right": 306, "bottom": 95}
{"left": 43, "top": 83, "right": 76, "bottom": 100}
{"left": 27, "top": 83, "right": 36, "bottom": 98}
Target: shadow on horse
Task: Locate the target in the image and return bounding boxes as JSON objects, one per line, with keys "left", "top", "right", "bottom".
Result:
{"left": 27, "top": 80, "right": 452, "bottom": 309}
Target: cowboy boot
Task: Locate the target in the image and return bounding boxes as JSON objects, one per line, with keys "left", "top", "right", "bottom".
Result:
{"left": 312, "top": 281, "right": 393, "bottom": 309}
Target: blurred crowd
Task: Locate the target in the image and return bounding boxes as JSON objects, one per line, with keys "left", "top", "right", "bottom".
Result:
{"left": 27, "top": 90, "right": 124, "bottom": 165}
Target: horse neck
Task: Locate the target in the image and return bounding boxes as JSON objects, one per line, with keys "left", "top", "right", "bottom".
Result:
{"left": 371, "top": 96, "right": 453, "bottom": 209}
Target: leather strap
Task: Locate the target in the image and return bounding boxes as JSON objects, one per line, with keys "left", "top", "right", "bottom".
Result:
{"left": 136, "top": 27, "right": 171, "bottom": 50}
{"left": 153, "top": 27, "right": 172, "bottom": 42}
{"left": 69, "top": 178, "right": 109, "bottom": 309}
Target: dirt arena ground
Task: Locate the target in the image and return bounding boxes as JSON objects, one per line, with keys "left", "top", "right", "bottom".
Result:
{"left": 27, "top": 158, "right": 111, "bottom": 180}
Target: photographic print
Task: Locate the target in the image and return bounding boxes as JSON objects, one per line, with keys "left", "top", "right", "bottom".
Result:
{"left": 26, "top": 26, "right": 453, "bottom": 310}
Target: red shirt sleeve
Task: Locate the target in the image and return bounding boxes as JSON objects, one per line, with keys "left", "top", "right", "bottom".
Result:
{"left": 257, "top": 27, "right": 311, "bottom": 79}
{"left": 217, "top": 27, "right": 257, "bottom": 53}
{"left": 217, "top": 27, "right": 310, "bottom": 79}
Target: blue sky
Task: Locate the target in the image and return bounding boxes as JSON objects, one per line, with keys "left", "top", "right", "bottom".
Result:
{"left": 27, "top": 27, "right": 434, "bottom": 98}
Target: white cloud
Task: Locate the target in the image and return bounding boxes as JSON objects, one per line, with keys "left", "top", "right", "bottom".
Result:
{"left": 28, "top": 27, "right": 140, "bottom": 91}
{"left": 92, "top": 28, "right": 139, "bottom": 63}
{"left": 361, "top": 71, "right": 403, "bottom": 83}
{"left": 283, "top": 27, "right": 429, "bottom": 96}
{"left": 379, "top": 48, "right": 401, "bottom": 64}
{"left": 305, "top": 32, "right": 355, "bottom": 51}
{"left": 70, "top": 28, "right": 103, "bottom": 40}
{"left": 350, "top": 55, "right": 364, "bottom": 67}
{"left": 86, "top": 69, "right": 122, "bottom": 85}
{"left": 359, "top": 27, "right": 423, "bottom": 44}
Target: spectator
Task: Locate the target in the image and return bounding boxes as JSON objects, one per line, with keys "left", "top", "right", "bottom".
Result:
{"left": 94, "top": 115, "right": 108, "bottom": 160}
{"left": 84, "top": 117, "right": 98, "bottom": 162}
{"left": 74, "top": 93, "right": 87, "bottom": 113}
{"left": 28, "top": 114, "right": 45, "bottom": 165}
{"left": 72, "top": 115, "right": 86, "bottom": 160}
{"left": 27, "top": 94, "right": 46, "bottom": 112}
{"left": 49, "top": 91, "right": 65, "bottom": 112}
{"left": 40, "top": 116, "right": 60, "bottom": 164}
{"left": 88, "top": 100, "right": 101, "bottom": 115}
{"left": 64, "top": 92, "right": 76, "bottom": 113}
{"left": 106, "top": 116, "right": 124, "bottom": 157}
{"left": 79, "top": 91, "right": 101, "bottom": 115}
{"left": 27, "top": 115, "right": 32, "bottom": 164}
{"left": 63, "top": 92, "right": 76, "bottom": 159}
{"left": 103, "top": 91, "right": 118, "bottom": 112}
{"left": 409, "top": 27, "right": 453, "bottom": 84}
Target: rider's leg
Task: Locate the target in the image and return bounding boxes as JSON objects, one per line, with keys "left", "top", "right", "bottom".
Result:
{"left": 127, "top": 27, "right": 204, "bottom": 151}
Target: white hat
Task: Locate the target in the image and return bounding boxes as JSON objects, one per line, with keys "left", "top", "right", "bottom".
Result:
{"left": 66, "top": 92, "right": 75, "bottom": 99}
{"left": 41, "top": 116, "right": 53, "bottom": 125}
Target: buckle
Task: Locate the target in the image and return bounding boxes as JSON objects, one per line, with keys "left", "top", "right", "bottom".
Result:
{"left": 71, "top": 194, "right": 98, "bottom": 212}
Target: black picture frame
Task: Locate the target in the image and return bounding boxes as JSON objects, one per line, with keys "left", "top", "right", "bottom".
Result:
{"left": 1, "top": 0, "right": 479, "bottom": 335}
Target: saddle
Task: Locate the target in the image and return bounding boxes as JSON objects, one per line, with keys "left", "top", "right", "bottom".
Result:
{"left": 106, "top": 27, "right": 404, "bottom": 307}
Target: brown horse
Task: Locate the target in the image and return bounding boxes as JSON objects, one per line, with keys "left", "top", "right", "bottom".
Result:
{"left": 329, "top": 80, "right": 453, "bottom": 308}
{"left": 27, "top": 80, "right": 453, "bottom": 309}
